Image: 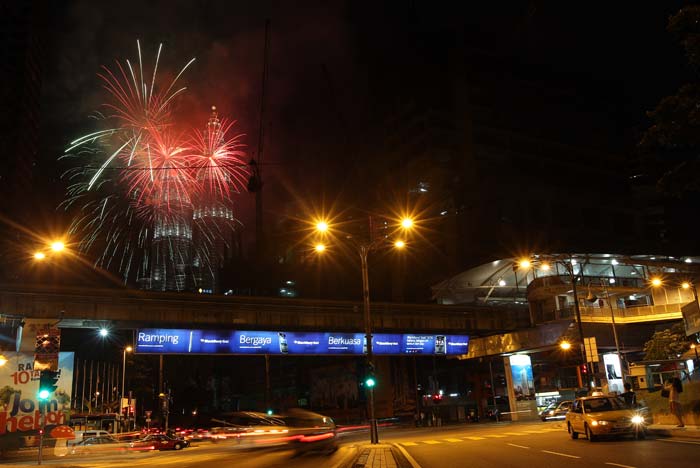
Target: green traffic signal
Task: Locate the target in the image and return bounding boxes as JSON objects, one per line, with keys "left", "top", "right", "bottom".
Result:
{"left": 37, "top": 370, "right": 59, "bottom": 401}
{"left": 365, "top": 376, "right": 376, "bottom": 388}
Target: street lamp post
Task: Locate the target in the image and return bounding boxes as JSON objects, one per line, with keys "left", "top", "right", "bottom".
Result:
{"left": 358, "top": 244, "right": 379, "bottom": 444}
{"left": 121, "top": 346, "right": 132, "bottom": 432}
{"left": 313, "top": 215, "right": 413, "bottom": 445}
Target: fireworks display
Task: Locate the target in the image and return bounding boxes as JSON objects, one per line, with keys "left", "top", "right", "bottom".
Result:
{"left": 61, "top": 41, "right": 249, "bottom": 290}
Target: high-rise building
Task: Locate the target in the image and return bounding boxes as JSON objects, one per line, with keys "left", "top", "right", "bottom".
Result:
{"left": 192, "top": 107, "right": 240, "bottom": 293}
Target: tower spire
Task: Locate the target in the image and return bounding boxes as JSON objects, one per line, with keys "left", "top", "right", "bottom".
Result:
{"left": 207, "top": 105, "right": 221, "bottom": 143}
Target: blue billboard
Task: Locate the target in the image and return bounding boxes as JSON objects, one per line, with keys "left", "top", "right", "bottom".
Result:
{"left": 136, "top": 329, "right": 469, "bottom": 356}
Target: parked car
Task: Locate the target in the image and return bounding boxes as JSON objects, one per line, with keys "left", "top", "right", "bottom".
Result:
{"left": 136, "top": 434, "right": 189, "bottom": 451}
{"left": 540, "top": 400, "right": 573, "bottom": 421}
{"left": 69, "top": 435, "right": 127, "bottom": 455}
{"left": 70, "top": 430, "right": 111, "bottom": 446}
{"left": 566, "top": 395, "right": 647, "bottom": 441}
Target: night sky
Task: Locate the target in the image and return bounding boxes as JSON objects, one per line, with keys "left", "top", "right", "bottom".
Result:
{"left": 5, "top": 0, "right": 690, "bottom": 284}
{"left": 32, "top": 2, "right": 686, "bottom": 208}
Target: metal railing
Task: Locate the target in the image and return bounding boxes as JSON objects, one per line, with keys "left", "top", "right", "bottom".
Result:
{"left": 555, "top": 302, "right": 685, "bottom": 322}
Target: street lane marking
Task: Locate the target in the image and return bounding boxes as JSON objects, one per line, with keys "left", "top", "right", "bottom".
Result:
{"left": 484, "top": 434, "right": 506, "bottom": 438}
{"left": 423, "top": 440, "right": 441, "bottom": 444}
{"left": 657, "top": 438, "right": 700, "bottom": 446}
{"left": 395, "top": 443, "right": 423, "bottom": 468}
{"left": 503, "top": 432, "right": 526, "bottom": 436}
{"left": 605, "top": 463, "right": 637, "bottom": 468}
{"left": 507, "top": 443, "right": 530, "bottom": 449}
{"left": 523, "top": 430, "right": 543, "bottom": 434}
{"left": 464, "top": 436, "right": 486, "bottom": 440}
{"left": 444, "top": 438, "right": 462, "bottom": 442}
{"left": 401, "top": 442, "right": 418, "bottom": 446}
{"left": 541, "top": 450, "right": 580, "bottom": 459}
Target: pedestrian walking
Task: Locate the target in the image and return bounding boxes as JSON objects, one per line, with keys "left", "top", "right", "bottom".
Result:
{"left": 664, "top": 377, "right": 684, "bottom": 427}
{"left": 621, "top": 382, "right": 636, "bottom": 407}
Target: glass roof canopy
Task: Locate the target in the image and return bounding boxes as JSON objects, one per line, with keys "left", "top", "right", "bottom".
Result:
{"left": 432, "top": 254, "right": 699, "bottom": 306}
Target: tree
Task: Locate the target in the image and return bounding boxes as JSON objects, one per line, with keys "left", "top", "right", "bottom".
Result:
{"left": 643, "top": 322, "right": 690, "bottom": 360}
{"left": 640, "top": 6, "right": 700, "bottom": 195}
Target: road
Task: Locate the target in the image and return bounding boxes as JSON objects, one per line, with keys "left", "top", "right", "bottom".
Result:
{"left": 3, "top": 439, "right": 356, "bottom": 468}
{"left": 380, "top": 421, "right": 700, "bottom": 468}
{"left": 4, "top": 421, "right": 700, "bottom": 468}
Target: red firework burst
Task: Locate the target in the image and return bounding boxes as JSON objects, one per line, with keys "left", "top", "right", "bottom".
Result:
{"left": 190, "top": 106, "right": 249, "bottom": 200}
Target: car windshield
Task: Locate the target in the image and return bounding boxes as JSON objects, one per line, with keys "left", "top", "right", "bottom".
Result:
{"left": 583, "top": 397, "right": 626, "bottom": 412}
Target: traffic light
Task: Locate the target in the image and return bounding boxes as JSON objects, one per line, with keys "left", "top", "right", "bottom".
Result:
{"left": 37, "top": 370, "right": 59, "bottom": 401}
{"left": 580, "top": 364, "right": 588, "bottom": 375}
{"left": 364, "top": 362, "right": 376, "bottom": 388}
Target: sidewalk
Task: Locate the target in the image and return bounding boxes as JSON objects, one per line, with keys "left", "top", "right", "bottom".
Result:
{"left": 647, "top": 424, "right": 700, "bottom": 439}
{"left": 351, "top": 444, "right": 398, "bottom": 468}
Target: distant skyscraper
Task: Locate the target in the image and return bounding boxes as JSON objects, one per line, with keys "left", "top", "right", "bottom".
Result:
{"left": 148, "top": 181, "right": 194, "bottom": 292}
{"left": 192, "top": 107, "right": 239, "bottom": 293}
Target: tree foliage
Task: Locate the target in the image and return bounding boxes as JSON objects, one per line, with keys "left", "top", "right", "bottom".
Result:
{"left": 643, "top": 322, "right": 690, "bottom": 360}
{"left": 640, "top": 6, "right": 700, "bottom": 195}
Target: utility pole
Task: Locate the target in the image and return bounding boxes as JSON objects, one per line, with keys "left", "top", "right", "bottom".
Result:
{"left": 251, "top": 19, "right": 270, "bottom": 260}
{"left": 567, "top": 256, "right": 591, "bottom": 391}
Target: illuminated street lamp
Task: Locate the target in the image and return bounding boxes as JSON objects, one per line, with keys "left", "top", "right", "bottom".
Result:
{"left": 0, "top": 355, "right": 7, "bottom": 367}
{"left": 33, "top": 239, "right": 68, "bottom": 262}
{"left": 560, "top": 341, "right": 572, "bottom": 351}
{"left": 651, "top": 277, "right": 662, "bottom": 287}
{"left": 313, "top": 215, "right": 414, "bottom": 444}
{"left": 121, "top": 346, "right": 133, "bottom": 432}
{"left": 315, "top": 220, "right": 329, "bottom": 233}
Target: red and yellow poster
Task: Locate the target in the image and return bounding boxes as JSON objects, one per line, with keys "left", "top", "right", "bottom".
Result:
{"left": 0, "top": 352, "right": 74, "bottom": 451}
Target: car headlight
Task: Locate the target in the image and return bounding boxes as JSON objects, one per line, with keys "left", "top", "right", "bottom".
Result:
{"left": 631, "top": 415, "right": 644, "bottom": 424}
{"left": 590, "top": 420, "right": 598, "bottom": 426}
{"left": 549, "top": 410, "right": 555, "bottom": 415}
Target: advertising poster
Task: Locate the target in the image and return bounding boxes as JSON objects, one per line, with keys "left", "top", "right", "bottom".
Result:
{"left": 504, "top": 354, "right": 538, "bottom": 421}
{"left": 603, "top": 353, "right": 624, "bottom": 394}
{"left": 509, "top": 354, "right": 535, "bottom": 400}
{"left": 136, "top": 329, "right": 469, "bottom": 356}
{"left": 0, "top": 352, "right": 74, "bottom": 450}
